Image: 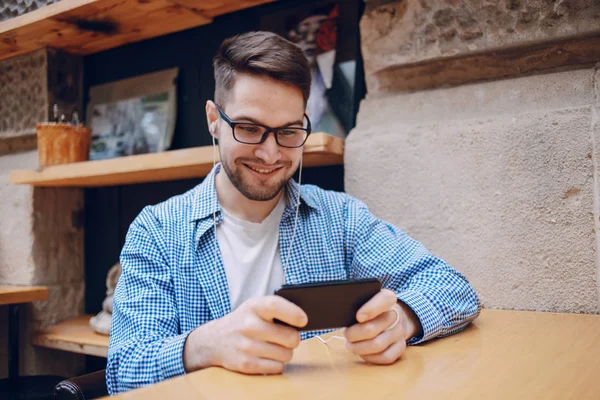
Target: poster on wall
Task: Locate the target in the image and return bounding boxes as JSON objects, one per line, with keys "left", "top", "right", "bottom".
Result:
{"left": 261, "top": 2, "right": 357, "bottom": 138}
{"left": 85, "top": 68, "right": 178, "bottom": 160}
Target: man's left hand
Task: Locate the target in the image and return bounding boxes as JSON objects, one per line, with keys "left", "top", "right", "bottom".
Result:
{"left": 344, "top": 289, "right": 422, "bottom": 365}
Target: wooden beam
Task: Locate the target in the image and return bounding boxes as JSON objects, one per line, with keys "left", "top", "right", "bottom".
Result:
{"left": 168, "top": 0, "right": 273, "bottom": 18}
{"left": 0, "top": 0, "right": 275, "bottom": 61}
{"left": 32, "top": 315, "right": 109, "bottom": 357}
{"left": 9, "top": 133, "right": 344, "bottom": 187}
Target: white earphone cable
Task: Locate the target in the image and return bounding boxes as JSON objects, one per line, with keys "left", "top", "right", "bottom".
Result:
{"left": 212, "top": 129, "right": 230, "bottom": 317}
{"left": 282, "top": 155, "right": 302, "bottom": 284}
{"left": 315, "top": 307, "right": 401, "bottom": 345}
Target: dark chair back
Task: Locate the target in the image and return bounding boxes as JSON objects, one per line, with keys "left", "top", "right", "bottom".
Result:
{"left": 54, "top": 369, "right": 108, "bottom": 400}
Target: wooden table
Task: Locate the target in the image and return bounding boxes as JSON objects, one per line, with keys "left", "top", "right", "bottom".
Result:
{"left": 104, "top": 309, "right": 600, "bottom": 399}
{"left": 0, "top": 285, "right": 48, "bottom": 379}
{"left": 0, "top": 285, "right": 48, "bottom": 306}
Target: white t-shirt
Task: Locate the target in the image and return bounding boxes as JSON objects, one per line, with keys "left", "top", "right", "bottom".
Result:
{"left": 216, "top": 197, "right": 286, "bottom": 311}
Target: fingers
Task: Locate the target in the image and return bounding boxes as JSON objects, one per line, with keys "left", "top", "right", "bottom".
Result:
{"left": 254, "top": 296, "right": 308, "bottom": 328}
{"left": 240, "top": 338, "right": 294, "bottom": 363}
{"left": 345, "top": 308, "right": 399, "bottom": 343}
{"left": 241, "top": 297, "right": 303, "bottom": 349}
{"left": 232, "top": 322, "right": 295, "bottom": 375}
{"left": 226, "top": 356, "right": 286, "bottom": 375}
{"left": 356, "top": 289, "right": 398, "bottom": 323}
{"left": 345, "top": 322, "right": 404, "bottom": 356}
{"left": 360, "top": 338, "right": 407, "bottom": 365}
{"left": 243, "top": 317, "right": 302, "bottom": 349}
{"left": 209, "top": 296, "right": 308, "bottom": 376}
{"left": 344, "top": 297, "right": 406, "bottom": 365}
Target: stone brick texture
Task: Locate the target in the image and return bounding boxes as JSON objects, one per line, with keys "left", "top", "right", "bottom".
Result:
{"left": 361, "top": 0, "right": 600, "bottom": 91}
{"left": 592, "top": 66, "right": 600, "bottom": 311}
{"left": 0, "top": 48, "right": 82, "bottom": 140}
{"left": 0, "top": 0, "right": 59, "bottom": 22}
{"left": 0, "top": 49, "right": 48, "bottom": 137}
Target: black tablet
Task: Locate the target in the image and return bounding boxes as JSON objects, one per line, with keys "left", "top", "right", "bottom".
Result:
{"left": 274, "top": 278, "right": 382, "bottom": 331}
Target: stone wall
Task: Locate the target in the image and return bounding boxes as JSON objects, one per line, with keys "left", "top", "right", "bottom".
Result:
{"left": 361, "top": 0, "right": 600, "bottom": 91}
{"left": 0, "top": 0, "right": 59, "bottom": 22}
{"left": 0, "top": 48, "right": 82, "bottom": 140}
{"left": 0, "top": 49, "right": 85, "bottom": 379}
{"left": 0, "top": 50, "right": 47, "bottom": 136}
{"left": 347, "top": 67, "right": 599, "bottom": 312}
{"left": 345, "top": 0, "right": 600, "bottom": 313}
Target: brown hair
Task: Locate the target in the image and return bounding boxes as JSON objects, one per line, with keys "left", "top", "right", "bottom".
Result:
{"left": 213, "top": 31, "right": 311, "bottom": 107}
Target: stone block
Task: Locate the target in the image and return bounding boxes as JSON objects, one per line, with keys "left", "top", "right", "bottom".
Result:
{"left": 592, "top": 63, "right": 600, "bottom": 310}
{"left": 0, "top": 0, "right": 59, "bottom": 22}
{"left": 0, "top": 151, "right": 84, "bottom": 285}
{"left": 361, "top": 0, "right": 600, "bottom": 92}
{"left": 362, "top": 0, "right": 600, "bottom": 73}
{"left": 0, "top": 151, "right": 37, "bottom": 285}
{"left": 0, "top": 49, "right": 47, "bottom": 138}
{"left": 0, "top": 48, "right": 82, "bottom": 140}
{"left": 346, "top": 66, "right": 599, "bottom": 313}
{"left": 31, "top": 187, "right": 85, "bottom": 285}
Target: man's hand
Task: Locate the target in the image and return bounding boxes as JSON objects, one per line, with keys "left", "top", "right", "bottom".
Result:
{"left": 183, "top": 296, "right": 308, "bottom": 375}
{"left": 344, "top": 289, "right": 422, "bottom": 365}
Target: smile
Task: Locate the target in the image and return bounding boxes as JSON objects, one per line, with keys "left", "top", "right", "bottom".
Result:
{"left": 244, "top": 164, "right": 282, "bottom": 175}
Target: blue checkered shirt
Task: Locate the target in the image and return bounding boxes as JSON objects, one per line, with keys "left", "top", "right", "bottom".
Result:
{"left": 107, "top": 164, "right": 481, "bottom": 394}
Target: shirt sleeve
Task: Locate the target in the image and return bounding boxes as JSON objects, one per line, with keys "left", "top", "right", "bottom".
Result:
{"left": 344, "top": 197, "right": 481, "bottom": 344}
{"left": 106, "top": 207, "right": 191, "bottom": 394}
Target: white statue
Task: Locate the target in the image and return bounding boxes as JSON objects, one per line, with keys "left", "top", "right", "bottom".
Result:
{"left": 90, "top": 261, "right": 121, "bottom": 335}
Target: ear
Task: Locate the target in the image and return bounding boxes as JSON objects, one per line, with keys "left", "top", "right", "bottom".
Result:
{"left": 206, "top": 100, "right": 219, "bottom": 138}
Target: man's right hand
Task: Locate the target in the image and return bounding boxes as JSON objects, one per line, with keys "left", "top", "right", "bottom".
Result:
{"left": 183, "top": 295, "right": 308, "bottom": 375}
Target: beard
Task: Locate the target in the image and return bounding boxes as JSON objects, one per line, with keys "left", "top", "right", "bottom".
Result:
{"left": 219, "top": 151, "right": 297, "bottom": 201}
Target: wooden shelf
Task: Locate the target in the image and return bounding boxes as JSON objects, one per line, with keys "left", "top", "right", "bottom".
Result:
{"left": 32, "top": 314, "right": 109, "bottom": 357}
{"left": 0, "top": 0, "right": 274, "bottom": 62}
{"left": 9, "top": 133, "right": 344, "bottom": 187}
{"left": 0, "top": 285, "right": 48, "bottom": 306}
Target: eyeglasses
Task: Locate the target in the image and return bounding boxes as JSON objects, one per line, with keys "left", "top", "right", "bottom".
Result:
{"left": 216, "top": 105, "right": 311, "bottom": 148}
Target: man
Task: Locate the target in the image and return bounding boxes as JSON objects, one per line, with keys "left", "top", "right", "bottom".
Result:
{"left": 107, "top": 31, "right": 481, "bottom": 394}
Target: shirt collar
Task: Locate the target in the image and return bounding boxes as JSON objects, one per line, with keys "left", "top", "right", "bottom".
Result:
{"left": 189, "top": 164, "right": 222, "bottom": 222}
{"left": 189, "top": 163, "right": 318, "bottom": 222}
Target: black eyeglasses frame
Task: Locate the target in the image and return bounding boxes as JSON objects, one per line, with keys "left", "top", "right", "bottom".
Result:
{"left": 216, "top": 105, "right": 312, "bottom": 149}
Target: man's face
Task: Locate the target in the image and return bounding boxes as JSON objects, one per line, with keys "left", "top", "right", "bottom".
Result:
{"left": 214, "top": 73, "right": 305, "bottom": 201}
